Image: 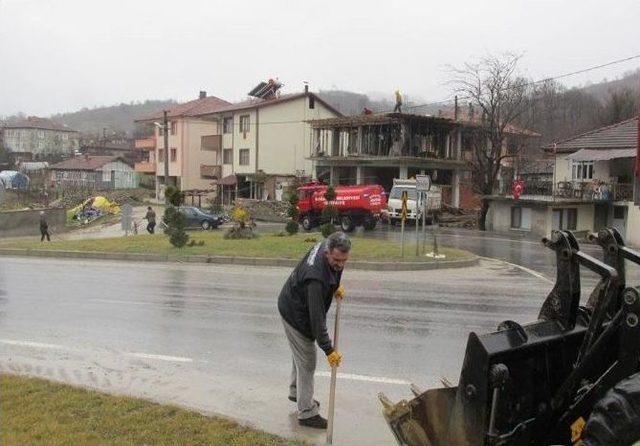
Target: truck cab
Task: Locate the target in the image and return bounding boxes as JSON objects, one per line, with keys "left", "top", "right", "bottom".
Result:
{"left": 386, "top": 178, "right": 441, "bottom": 224}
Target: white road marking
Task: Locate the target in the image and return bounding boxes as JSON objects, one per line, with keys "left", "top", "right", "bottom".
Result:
{"left": 0, "top": 339, "right": 193, "bottom": 363}
{"left": 316, "top": 371, "right": 409, "bottom": 385}
{"left": 0, "top": 339, "right": 66, "bottom": 350}
{"left": 127, "top": 352, "right": 193, "bottom": 363}
{"left": 479, "top": 256, "right": 554, "bottom": 284}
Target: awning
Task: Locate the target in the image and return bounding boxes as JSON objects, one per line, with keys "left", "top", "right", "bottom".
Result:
{"left": 219, "top": 174, "right": 237, "bottom": 186}
{"left": 566, "top": 148, "right": 636, "bottom": 161}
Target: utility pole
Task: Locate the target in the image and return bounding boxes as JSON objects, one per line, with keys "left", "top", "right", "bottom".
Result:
{"left": 163, "top": 110, "right": 170, "bottom": 201}
{"left": 454, "top": 95, "right": 459, "bottom": 121}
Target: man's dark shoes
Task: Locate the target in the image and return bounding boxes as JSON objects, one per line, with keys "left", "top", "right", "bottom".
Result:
{"left": 299, "top": 414, "right": 328, "bottom": 429}
{"left": 288, "top": 396, "right": 320, "bottom": 407}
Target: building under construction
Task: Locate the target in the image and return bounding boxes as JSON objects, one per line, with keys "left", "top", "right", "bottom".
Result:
{"left": 308, "top": 113, "right": 468, "bottom": 208}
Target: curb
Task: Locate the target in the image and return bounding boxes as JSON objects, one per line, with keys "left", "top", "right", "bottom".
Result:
{"left": 0, "top": 249, "right": 478, "bottom": 271}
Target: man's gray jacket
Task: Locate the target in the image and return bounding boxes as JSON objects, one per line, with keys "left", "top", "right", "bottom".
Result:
{"left": 278, "top": 242, "right": 342, "bottom": 355}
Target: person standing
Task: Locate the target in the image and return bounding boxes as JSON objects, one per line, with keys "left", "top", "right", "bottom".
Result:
{"left": 144, "top": 206, "right": 156, "bottom": 234}
{"left": 278, "top": 231, "right": 350, "bottom": 429}
{"left": 39, "top": 211, "right": 50, "bottom": 242}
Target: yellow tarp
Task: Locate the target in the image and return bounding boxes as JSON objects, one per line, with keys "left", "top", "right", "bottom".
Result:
{"left": 67, "top": 196, "right": 121, "bottom": 222}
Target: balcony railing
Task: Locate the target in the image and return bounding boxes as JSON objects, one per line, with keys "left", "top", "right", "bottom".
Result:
{"left": 201, "top": 135, "right": 222, "bottom": 152}
{"left": 200, "top": 164, "right": 221, "bottom": 179}
{"left": 500, "top": 180, "right": 634, "bottom": 202}
{"left": 135, "top": 137, "right": 156, "bottom": 150}
{"left": 134, "top": 161, "right": 156, "bottom": 173}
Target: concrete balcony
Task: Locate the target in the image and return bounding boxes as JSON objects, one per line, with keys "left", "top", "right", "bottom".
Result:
{"left": 200, "top": 164, "right": 222, "bottom": 179}
{"left": 135, "top": 137, "right": 156, "bottom": 150}
{"left": 134, "top": 161, "right": 156, "bottom": 173}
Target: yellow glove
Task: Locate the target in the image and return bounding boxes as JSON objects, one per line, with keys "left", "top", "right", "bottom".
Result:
{"left": 327, "top": 350, "right": 342, "bottom": 368}
{"left": 334, "top": 285, "right": 346, "bottom": 300}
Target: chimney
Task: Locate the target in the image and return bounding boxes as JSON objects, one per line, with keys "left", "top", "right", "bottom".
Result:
{"left": 199, "top": 91, "right": 207, "bottom": 99}
{"left": 303, "top": 81, "right": 309, "bottom": 94}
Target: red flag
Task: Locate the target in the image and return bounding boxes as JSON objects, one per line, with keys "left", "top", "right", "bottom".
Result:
{"left": 512, "top": 179, "right": 524, "bottom": 200}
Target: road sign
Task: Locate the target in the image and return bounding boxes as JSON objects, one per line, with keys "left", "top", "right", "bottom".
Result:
{"left": 121, "top": 204, "right": 133, "bottom": 233}
{"left": 400, "top": 190, "right": 408, "bottom": 220}
{"left": 416, "top": 174, "right": 431, "bottom": 192}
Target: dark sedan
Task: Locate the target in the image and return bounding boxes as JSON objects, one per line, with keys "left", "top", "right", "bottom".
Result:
{"left": 178, "top": 206, "right": 222, "bottom": 230}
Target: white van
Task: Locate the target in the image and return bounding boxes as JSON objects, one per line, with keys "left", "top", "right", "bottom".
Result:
{"left": 385, "top": 178, "right": 441, "bottom": 224}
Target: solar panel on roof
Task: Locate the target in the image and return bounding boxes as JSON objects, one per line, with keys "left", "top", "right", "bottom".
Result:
{"left": 248, "top": 79, "right": 282, "bottom": 99}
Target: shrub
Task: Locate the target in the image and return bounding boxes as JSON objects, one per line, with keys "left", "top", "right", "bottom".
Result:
{"left": 321, "top": 223, "right": 336, "bottom": 238}
{"left": 304, "top": 237, "right": 318, "bottom": 243}
{"left": 224, "top": 227, "right": 257, "bottom": 239}
{"left": 162, "top": 206, "right": 189, "bottom": 248}
{"left": 164, "top": 186, "right": 184, "bottom": 207}
{"left": 287, "top": 193, "right": 299, "bottom": 219}
{"left": 285, "top": 219, "right": 299, "bottom": 235}
{"left": 321, "top": 205, "right": 339, "bottom": 223}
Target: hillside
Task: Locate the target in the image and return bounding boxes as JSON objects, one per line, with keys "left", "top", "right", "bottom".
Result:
{"left": 50, "top": 100, "right": 177, "bottom": 136}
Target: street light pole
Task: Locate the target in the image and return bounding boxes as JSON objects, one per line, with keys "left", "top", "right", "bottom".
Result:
{"left": 163, "top": 110, "right": 170, "bottom": 202}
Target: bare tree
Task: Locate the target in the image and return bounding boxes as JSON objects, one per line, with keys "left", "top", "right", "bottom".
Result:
{"left": 449, "top": 53, "right": 531, "bottom": 230}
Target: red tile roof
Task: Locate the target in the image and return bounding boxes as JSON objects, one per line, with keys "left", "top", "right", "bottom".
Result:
{"left": 439, "top": 109, "right": 539, "bottom": 136}
{"left": 136, "top": 96, "right": 232, "bottom": 122}
{"left": 49, "top": 155, "right": 130, "bottom": 171}
{"left": 4, "top": 116, "right": 77, "bottom": 132}
{"left": 194, "top": 92, "right": 342, "bottom": 117}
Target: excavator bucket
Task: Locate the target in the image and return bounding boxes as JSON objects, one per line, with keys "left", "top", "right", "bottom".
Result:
{"left": 379, "top": 230, "right": 633, "bottom": 446}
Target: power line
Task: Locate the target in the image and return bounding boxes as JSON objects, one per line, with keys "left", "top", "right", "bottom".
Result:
{"left": 141, "top": 53, "right": 640, "bottom": 128}
{"left": 399, "top": 53, "right": 640, "bottom": 112}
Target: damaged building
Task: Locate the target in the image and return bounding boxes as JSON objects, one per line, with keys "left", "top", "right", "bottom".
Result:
{"left": 308, "top": 113, "right": 471, "bottom": 208}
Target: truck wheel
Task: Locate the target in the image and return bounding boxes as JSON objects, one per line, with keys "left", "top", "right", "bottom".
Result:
{"left": 363, "top": 216, "right": 377, "bottom": 231}
{"left": 301, "top": 215, "right": 313, "bottom": 231}
{"left": 340, "top": 216, "right": 355, "bottom": 232}
{"left": 582, "top": 372, "right": 640, "bottom": 446}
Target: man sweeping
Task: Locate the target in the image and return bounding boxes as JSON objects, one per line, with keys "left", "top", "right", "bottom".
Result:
{"left": 278, "top": 231, "right": 349, "bottom": 429}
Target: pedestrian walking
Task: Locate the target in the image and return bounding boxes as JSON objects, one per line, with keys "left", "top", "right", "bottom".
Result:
{"left": 39, "top": 211, "right": 50, "bottom": 242}
{"left": 278, "top": 231, "right": 349, "bottom": 429}
{"left": 144, "top": 206, "right": 156, "bottom": 234}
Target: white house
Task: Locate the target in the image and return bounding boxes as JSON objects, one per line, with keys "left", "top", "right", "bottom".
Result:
{"left": 49, "top": 155, "right": 137, "bottom": 189}
{"left": 486, "top": 117, "right": 640, "bottom": 246}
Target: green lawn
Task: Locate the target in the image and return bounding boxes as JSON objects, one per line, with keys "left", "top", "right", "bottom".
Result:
{"left": 0, "top": 231, "right": 473, "bottom": 262}
{"left": 0, "top": 374, "right": 299, "bottom": 446}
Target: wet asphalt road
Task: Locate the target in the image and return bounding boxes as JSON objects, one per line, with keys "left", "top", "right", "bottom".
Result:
{"left": 0, "top": 256, "right": 549, "bottom": 445}
{"left": 2, "top": 224, "right": 640, "bottom": 445}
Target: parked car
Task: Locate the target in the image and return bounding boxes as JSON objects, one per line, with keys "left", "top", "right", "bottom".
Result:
{"left": 178, "top": 206, "right": 222, "bottom": 230}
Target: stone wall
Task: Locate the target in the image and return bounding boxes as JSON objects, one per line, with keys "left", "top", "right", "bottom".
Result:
{"left": 0, "top": 208, "right": 66, "bottom": 237}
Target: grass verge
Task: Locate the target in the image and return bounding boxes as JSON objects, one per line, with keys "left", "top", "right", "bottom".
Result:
{"left": 0, "top": 374, "right": 299, "bottom": 446}
{"left": 0, "top": 231, "right": 473, "bottom": 262}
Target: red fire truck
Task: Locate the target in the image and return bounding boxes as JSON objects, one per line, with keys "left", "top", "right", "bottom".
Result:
{"left": 296, "top": 182, "right": 387, "bottom": 232}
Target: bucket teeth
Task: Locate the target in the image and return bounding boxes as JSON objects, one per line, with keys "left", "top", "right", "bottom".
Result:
{"left": 440, "top": 377, "right": 453, "bottom": 388}
{"left": 410, "top": 383, "right": 424, "bottom": 396}
{"left": 378, "top": 392, "right": 394, "bottom": 410}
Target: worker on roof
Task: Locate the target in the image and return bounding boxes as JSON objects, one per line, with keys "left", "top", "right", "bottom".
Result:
{"left": 394, "top": 89, "right": 403, "bottom": 113}
{"left": 277, "top": 232, "right": 349, "bottom": 429}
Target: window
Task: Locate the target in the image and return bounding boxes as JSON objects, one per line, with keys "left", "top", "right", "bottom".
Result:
{"left": 309, "top": 95, "right": 315, "bottom": 109}
{"left": 613, "top": 205, "right": 625, "bottom": 220}
{"left": 38, "top": 130, "right": 44, "bottom": 138}
{"left": 510, "top": 207, "right": 532, "bottom": 230}
{"left": 566, "top": 208, "right": 577, "bottom": 230}
{"left": 239, "top": 149, "right": 250, "bottom": 165}
{"left": 223, "top": 149, "right": 233, "bottom": 165}
{"left": 158, "top": 149, "right": 164, "bottom": 161}
{"left": 239, "top": 115, "right": 250, "bottom": 133}
{"left": 170, "top": 121, "right": 177, "bottom": 135}
{"left": 552, "top": 208, "right": 577, "bottom": 230}
{"left": 170, "top": 148, "right": 177, "bottom": 162}
{"left": 511, "top": 207, "right": 522, "bottom": 229}
{"left": 62, "top": 133, "right": 69, "bottom": 140}
{"left": 571, "top": 161, "right": 594, "bottom": 181}
{"left": 223, "top": 118, "right": 233, "bottom": 134}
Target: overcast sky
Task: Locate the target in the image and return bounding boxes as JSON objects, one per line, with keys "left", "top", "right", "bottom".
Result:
{"left": 1, "top": 0, "right": 639, "bottom": 117}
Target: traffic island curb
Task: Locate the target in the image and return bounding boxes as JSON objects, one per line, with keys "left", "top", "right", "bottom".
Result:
{"left": 0, "top": 248, "right": 478, "bottom": 271}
